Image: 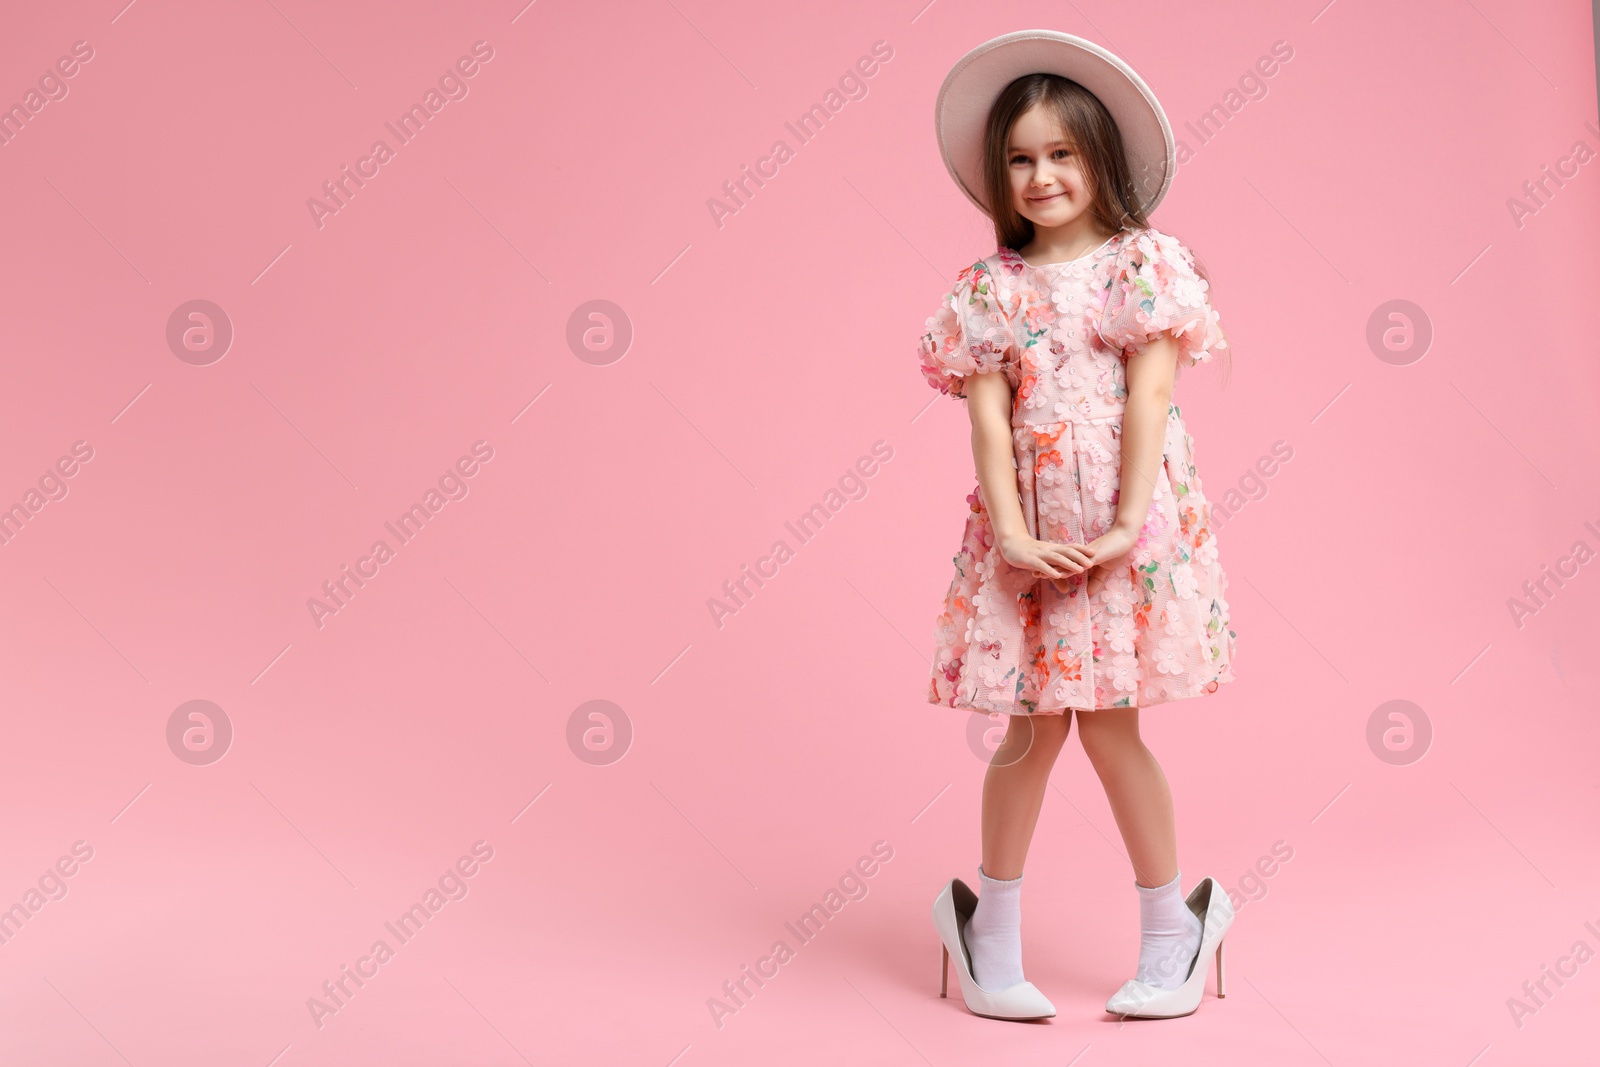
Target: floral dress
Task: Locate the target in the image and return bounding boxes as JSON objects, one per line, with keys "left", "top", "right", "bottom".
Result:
{"left": 918, "top": 226, "right": 1237, "bottom": 715}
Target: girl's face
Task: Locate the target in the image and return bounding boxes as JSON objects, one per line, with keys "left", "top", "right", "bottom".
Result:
{"left": 1006, "top": 104, "right": 1094, "bottom": 228}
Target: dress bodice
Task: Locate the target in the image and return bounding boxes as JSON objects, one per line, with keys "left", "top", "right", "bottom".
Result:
{"left": 989, "top": 238, "right": 1134, "bottom": 428}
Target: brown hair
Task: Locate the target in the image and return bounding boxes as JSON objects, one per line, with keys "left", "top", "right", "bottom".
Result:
{"left": 980, "top": 73, "right": 1232, "bottom": 380}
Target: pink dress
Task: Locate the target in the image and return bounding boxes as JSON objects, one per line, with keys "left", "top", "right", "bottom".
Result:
{"left": 918, "top": 226, "right": 1237, "bottom": 715}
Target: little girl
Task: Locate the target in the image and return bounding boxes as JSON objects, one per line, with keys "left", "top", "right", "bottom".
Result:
{"left": 920, "top": 32, "right": 1238, "bottom": 1021}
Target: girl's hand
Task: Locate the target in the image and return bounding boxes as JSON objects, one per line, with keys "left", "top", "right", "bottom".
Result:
{"left": 997, "top": 533, "right": 1095, "bottom": 583}
{"left": 1079, "top": 522, "right": 1140, "bottom": 597}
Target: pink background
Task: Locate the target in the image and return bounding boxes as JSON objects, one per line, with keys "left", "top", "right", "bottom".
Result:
{"left": 2, "top": 1, "right": 1598, "bottom": 1064}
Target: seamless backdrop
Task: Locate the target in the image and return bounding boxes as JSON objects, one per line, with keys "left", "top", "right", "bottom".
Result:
{"left": 1, "top": 2, "right": 1598, "bottom": 1065}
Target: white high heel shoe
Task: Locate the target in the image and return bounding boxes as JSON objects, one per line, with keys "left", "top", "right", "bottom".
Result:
{"left": 1104, "top": 875, "right": 1233, "bottom": 1019}
{"left": 931, "top": 878, "right": 1056, "bottom": 1021}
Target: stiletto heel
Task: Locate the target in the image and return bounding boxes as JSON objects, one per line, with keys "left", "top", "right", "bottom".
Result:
{"left": 941, "top": 944, "right": 949, "bottom": 997}
{"left": 1104, "top": 876, "right": 1235, "bottom": 1019}
{"left": 930, "top": 878, "right": 1056, "bottom": 1020}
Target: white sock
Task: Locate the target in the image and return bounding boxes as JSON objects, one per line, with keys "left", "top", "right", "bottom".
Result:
{"left": 964, "top": 865, "right": 1025, "bottom": 991}
{"left": 1134, "top": 870, "right": 1203, "bottom": 990}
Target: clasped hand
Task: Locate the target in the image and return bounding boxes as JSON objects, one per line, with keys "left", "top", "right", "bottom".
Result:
{"left": 997, "top": 523, "right": 1140, "bottom": 598}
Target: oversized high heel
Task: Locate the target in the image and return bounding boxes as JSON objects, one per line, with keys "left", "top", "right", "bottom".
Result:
{"left": 931, "top": 878, "right": 1056, "bottom": 1021}
{"left": 1104, "top": 875, "right": 1234, "bottom": 1019}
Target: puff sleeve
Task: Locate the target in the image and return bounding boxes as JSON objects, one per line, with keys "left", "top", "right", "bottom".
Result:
{"left": 1096, "top": 228, "right": 1228, "bottom": 369}
{"left": 917, "top": 258, "right": 1016, "bottom": 399}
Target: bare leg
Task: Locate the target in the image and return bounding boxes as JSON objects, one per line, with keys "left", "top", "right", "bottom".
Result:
{"left": 980, "top": 712, "right": 1071, "bottom": 880}
{"left": 1075, "top": 707, "right": 1178, "bottom": 887}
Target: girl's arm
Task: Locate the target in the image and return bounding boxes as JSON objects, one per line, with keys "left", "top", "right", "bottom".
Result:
{"left": 1081, "top": 331, "right": 1182, "bottom": 581}
{"left": 965, "top": 371, "right": 1093, "bottom": 582}
{"left": 1112, "top": 332, "right": 1181, "bottom": 535}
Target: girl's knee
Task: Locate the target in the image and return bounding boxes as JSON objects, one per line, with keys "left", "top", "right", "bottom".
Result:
{"left": 1000, "top": 712, "right": 1069, "bottom": 759}
{"left": 1032, "top": 711, "right": 1071, "bottom": 740}
{"left": 1075, "top": 708, "right": 1138, "bottom": 760}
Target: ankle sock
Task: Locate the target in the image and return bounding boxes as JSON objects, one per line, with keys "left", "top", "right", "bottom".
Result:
{"left": 963, "top": 865, "right": 1025, "bottom": 991}
{"left": 1134, "top": 870, "right": 1203, "bottom": 990}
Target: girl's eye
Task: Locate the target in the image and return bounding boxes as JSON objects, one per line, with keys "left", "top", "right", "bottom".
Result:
{"left": 1009, "top": 150, "right": 1071, "bottom": 165}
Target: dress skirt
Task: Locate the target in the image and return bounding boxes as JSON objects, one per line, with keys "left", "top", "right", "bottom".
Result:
{"left": 927, "top": 404, "right": 1236, "bottom": 714}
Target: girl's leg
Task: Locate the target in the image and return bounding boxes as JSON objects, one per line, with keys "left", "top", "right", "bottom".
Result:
{"left": 981, "top": 711, "right": 1072, "bottom": 879}
{"left": 1077, "top": 707, "right": 1200, "bottom": 990}
{"left": 1074, "top": 707, "right": 1175, "bottom": 886}
{"left": 964, "top": 711, "right": 1070, "bottom": 991}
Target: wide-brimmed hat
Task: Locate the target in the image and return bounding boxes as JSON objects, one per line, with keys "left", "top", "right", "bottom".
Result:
{"left": 935, "top": 30, "right": 1175, "bottom": 218}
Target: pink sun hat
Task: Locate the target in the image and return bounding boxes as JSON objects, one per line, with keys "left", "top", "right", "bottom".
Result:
{"left": 935, "top": 29, "right": 1177, "bottom": 218}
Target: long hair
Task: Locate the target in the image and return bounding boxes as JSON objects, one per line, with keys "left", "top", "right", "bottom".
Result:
{"left": 979, "top": 73, "right": 1232, "bottom": 382}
